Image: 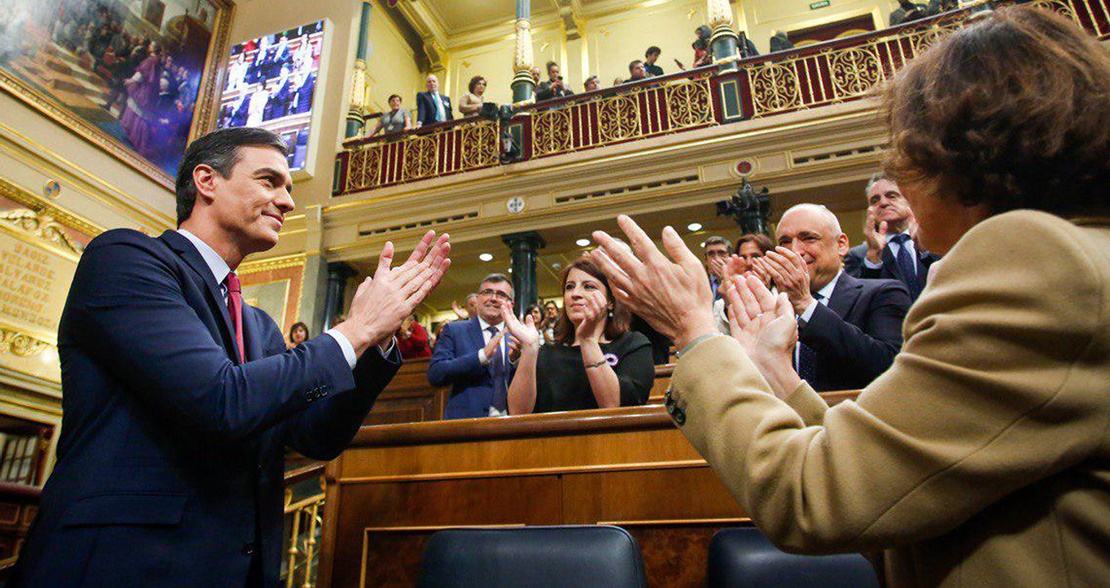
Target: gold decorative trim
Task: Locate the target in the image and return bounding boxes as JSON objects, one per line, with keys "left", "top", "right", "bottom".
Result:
{"left": 0, "top": 328, "right": 51, "bottom": 359}
{"left": 0, "top": 209, "right": 84, "bottom": 255}
{"left": 0, "top": 177, "right": 103, "bottom": 238}
{"left": 238, "top": 254, "right": 308, "bottom": 275}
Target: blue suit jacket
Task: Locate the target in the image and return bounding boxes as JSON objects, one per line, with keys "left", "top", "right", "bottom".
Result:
{"left": 9, "top": 229, "right": 399, "bottom": 588}
{"left": 415, "top": 91, "right": 454, "bottom": 126}
{"left": 843, "top": 242, "right": 940, "bottom": 301}
{"left": 798, "top": 272, "right": 911, "bottom": 392}
{"left": 427, "top": 318, "right": 510, "bottom": 419}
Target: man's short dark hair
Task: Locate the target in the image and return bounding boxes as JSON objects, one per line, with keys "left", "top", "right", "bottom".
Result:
{"left": 646, "top": 46, "right": 661, "bottom": 58}
{"left": 546, "top": 61, "right": 558, "bottom": 71}
{"left": 175, "top": 127, "right": 288, "bottom": 226}
{"left": 628, "top": 59, "right": 644, "bottom": 73}
{"left": 479, "top": 273, "right": 514, "bottom": 295}
{"left": 865, "top": 171, "right": 889, "bottom": 198}
{"left": 388, "top": 93, "right": 402, "bottom": 102}
{"left": 704, "top": 235, "right": 732, "bottom": 252}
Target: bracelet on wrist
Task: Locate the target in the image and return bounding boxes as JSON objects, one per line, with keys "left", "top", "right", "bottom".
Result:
{"left": 584, "top": 359, "right": 607, "bottom": 369}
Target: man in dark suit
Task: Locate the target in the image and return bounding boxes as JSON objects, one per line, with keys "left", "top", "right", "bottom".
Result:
{"left": 761, "top": 204, "right": 910, "bottom": 391}
{"left": 428, "top": 274, "right": 515, "bottom": 419}
{"left": 8, "top": 127, "right": 451, "bottom": 588}
{"left": 843, "top": 172, "right": 940, "bottom": 301}
{"left": 415, "top": 74, "right": 454, "bottom": 126}
{"left": 703, "top": 235, "right": 731, "bottom": 302}
{"left": 294, "top": 70, "right": 316, "bottom": 114}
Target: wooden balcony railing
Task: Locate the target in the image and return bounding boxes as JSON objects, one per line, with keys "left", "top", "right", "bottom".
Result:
{"left": 333, "top": 0, "right": 1108, "bottom": 197}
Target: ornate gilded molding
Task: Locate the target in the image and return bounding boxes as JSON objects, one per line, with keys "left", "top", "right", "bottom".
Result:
{"left": 0, "top": 177, "right": 103, "bottom": 239}
{"left": 238, "top": 254, "right": 308, "bottom": 275}
{"left": 0, "top": 328, "right": 51, "bottom": 359}
{"left": 0, "top": 209, "right": 84, "bottom": 255}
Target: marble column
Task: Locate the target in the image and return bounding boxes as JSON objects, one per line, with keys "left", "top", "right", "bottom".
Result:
{"left": 511, "top": 0, "right": 536, "bottom": 105}
{"left": 323, "top": 262, "right": 357, "bottom": 329}
{"left": 502, "top": 231, "right": 546, "bottom": 314}
{"left": 707, "top": 0, "right": 741, "bottom": 71}
{"left": 345, "top": 1, "right": 374, "bottom": 139}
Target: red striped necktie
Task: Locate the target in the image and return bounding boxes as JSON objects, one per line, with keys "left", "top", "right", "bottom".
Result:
{"left": 226, "top": 272, "right": 246, "bottom": 364}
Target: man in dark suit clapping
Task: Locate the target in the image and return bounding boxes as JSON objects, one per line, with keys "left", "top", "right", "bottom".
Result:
{"left": 843, "top": 172, "right": 941, "bottom": 301}
{"left": 756, "top": 204, "right": 911, "bottom": 392}
{"left": 7, "top": 127, "right": 451, "bottom": 588}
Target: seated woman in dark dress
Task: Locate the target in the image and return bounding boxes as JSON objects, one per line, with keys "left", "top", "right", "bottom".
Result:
{"left": 502, "top": 258, "right": 654, "bottom": 414}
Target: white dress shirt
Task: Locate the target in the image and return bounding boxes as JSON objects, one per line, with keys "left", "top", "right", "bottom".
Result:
{"left": 433, "top": 92, "right": 446, "bottom": 122}
{"left": 864, "top": 231, "right": 916, "bottom": 275}
{"left": 177, "top": 230, "right": 359, "bottom": 369}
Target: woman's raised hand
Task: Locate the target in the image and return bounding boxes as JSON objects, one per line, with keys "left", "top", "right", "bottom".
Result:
{"left": 575, "top": 291, "right": 608, "bottom": 343}
{"left": 501, "top": 304, "right": 540, "bottom": 351}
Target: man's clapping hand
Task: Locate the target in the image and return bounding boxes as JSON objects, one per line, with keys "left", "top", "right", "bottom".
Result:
{"left": 334, "top": 230, "right": 451, "bottom": 357}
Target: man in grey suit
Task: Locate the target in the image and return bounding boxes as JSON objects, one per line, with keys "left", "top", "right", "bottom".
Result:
{"left": 843, "top": 172, "right": 940, "bottom": 301}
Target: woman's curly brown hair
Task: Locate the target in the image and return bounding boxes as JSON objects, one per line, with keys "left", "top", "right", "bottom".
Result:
{"left": 884, "top": 6, "right": 1110, "bottom": 217}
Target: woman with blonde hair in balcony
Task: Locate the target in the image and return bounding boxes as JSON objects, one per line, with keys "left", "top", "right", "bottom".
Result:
{"left": 588, "top": 6, "right": 1110, "bottom": 587}
{"left": 501, "top": 258, "right": 654, "bottom": 414}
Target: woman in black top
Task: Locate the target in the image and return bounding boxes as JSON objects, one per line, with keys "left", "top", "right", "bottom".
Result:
{"left": 503, "top": 258, "right": 654, "bottom": 414}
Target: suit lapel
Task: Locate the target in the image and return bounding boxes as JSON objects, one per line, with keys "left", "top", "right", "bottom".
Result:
{"left": 243, "top": 307, "right": 267, "bottom": 361}
{"left": 159, "top": 231, "right": 241, "bottom": 363}
{"left": 828, "top": 273, "right": 863, "bottom": 319}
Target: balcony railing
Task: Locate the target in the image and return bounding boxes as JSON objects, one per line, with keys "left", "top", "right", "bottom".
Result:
{"left": 282, "top": 462, "right": 326, "bottom": 588}
{"left": 333, "top": 0, "right": 1109, "bottom": 196}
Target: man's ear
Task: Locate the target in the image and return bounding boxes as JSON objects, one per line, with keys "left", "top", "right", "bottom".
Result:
{"left": 192, "top": 164, "right": 220, "bottom": 205}
{"left": 835, "top": 233, "right": 851, "bottom": 257}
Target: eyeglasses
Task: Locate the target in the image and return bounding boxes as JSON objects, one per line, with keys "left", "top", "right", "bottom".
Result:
{"left": 479, "top": 288, "right": 512, "bottom": 301}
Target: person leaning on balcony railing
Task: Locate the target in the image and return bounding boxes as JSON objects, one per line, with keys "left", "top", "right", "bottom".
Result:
{"left": 587, "top": 7, "right": 1110, "bottom": 587}
{"left": 502, "top": 257, "right": 654, "bottom": 415}
{"left": 583, "top": 75, "right": 600, "bottom": 93}
{"left": 366, "top": 94, "right": 412, "bottom": 137}
{"left": 622, "top": 60, "right": 649, "bottom": 85}
{"left": 536, "top": 61, "right": 575, "bottom": 101}
{"left": 458, "top": 76, "right": 486, "bottom": 117}
{"left": 644, "top": 46, "right": 664, "bottom": 77}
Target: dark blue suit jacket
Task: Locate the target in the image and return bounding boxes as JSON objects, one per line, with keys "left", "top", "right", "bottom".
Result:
{"left": 843, "top": 242, "right": 940, "bottom": 301}
{"left": 798, "top": 272, "right": 911, "bottom": 392}
{"left": 415, "top": 91, "right": 454, "bottom": 126}
{"left": 9, "top": 229, "right": 399, "bottom": 588}
{"left": 427, "top": 318, "right": 509, "bottom": 419}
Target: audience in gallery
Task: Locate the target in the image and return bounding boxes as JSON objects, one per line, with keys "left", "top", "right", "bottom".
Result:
{"left": 587, "top": 7, "right": 1110, "bottom": 586}
{"left": 415, "top": 74, "right": 454, "bottom": 126}
{"left": 843, "top": 172, "right": 940, "bottom": 301}
{"left": 624, "top": 59, "right": 649, "bottom": 84}
{"left": 676, "top": 25, "right": 714, "bottom": 70}
{"left": 397, "top": 315, "right": 433, "bottom": 360}
{"left": 451, "top": 293, "right": 479, "bottom": 321}
{"left": 583, "top": 76, "right": 601, "bottom": 93}
{"left": 712, "top": 233, "right": 774, "bottom": 334}
{"left": 643, "top": 46, "right": 665, "bottom": 77}
{"left": 502, "top": 258, "right": 654, "bottom": 414}
{"left": 753, "top": 204, "right": 911, "bottom": 392}
{"left": 769, "top": 30, "right": 795, "bottom": 53}
{"left": 458, "top": 76, "right": 487, "bottom": 116}
{"left": 365, "top": 94, "right": 412, "bottom": 137}
{"left": 286, "top": 321, "right": 309, "bottom": 349}
{"left": 530, "top": 67, "right": 543, "bottom": 84}
{"left": 541, "top": 300, "right": 560, "bottom": 344}
{"left": 536, "top": 61, "right": 575, "bottom": 101}
{"left": 428, "top": 274, "right": 515, "bottom": 419}
{"left": 703, "top": 235, "right": 732, "bottom": 302}
{"left": 890, "top": 0, "right": 959, "bottom": 26}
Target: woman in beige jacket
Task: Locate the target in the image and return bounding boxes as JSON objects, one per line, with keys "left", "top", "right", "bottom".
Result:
{"left": 588, "top": 7, "right": 1110, "bottom": 587}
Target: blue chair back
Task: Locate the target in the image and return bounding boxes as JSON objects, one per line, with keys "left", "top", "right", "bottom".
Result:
{"left": 417, "top": 525, "right": 647, "bottom": 588}
{"left": 708, "top": 527, "right": 880, "bottom": 588}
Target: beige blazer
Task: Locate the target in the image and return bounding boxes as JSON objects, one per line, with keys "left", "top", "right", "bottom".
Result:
{"left": 668, "top": 210, "right": 1110, "bottom": 587}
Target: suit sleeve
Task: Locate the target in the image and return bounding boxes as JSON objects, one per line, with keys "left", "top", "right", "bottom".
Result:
{"left": 69, "top": 237, "right": 356, "bottom": 444}
{"left": 800, "top": 281, "right": 910, "bottom": 385}
{"left": 426, "top": 322, "right": 484, "bottom": 387}
{"left": 283, "top": 345, "right": 401, "bottom": 460}
{"left": 535, "top": 83, "right": 554, "bottom": 101}
{"left": 842, "top": 247, "right": 864, "bottom": 278}
{"left": 668, "top": 211, "right": 1109, "bottom": 553}
{"left": 416, "top": 94, "right": 428, "bottom": 125}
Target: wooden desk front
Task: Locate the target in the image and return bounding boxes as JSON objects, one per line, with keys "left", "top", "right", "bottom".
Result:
{"left": 319, "top": 393, "right": 857, "bottom": 587}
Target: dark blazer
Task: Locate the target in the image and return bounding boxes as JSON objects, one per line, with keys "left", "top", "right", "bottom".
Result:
{"left": 9, "top": 229, "right": 399, "bottom": 588}
{"left": 535, "top": 80, "right": 574, "bottom": 101}
{"left": 843, "top": 241, "right": 941, "bottom": 301}
{"left": 798, "top": 272, "right": 911, "bottom": 392}
{"left": 427, "top": 318, "right": 511, "bottom": 419}
{"left": 415, "top": 91, "right": 454, "bottom": 126}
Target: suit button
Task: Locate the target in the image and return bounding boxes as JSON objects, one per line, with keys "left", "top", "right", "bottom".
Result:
{"left": 242, "top": 542, "right": 256, "bottom": 556}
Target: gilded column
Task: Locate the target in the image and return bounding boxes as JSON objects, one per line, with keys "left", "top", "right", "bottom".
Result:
{"left": 707, "top": 0, "right": 741, "bottom": 70}
{"left": 346, "top": 1, "right": 374, "bottom": 139}
{"left": 511, "top": 0, "right": 536, "bottom": 105}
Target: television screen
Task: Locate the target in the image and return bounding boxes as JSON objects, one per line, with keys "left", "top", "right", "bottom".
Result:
{"left": 216, "top": 20, "right": 323, "bottom": 172}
